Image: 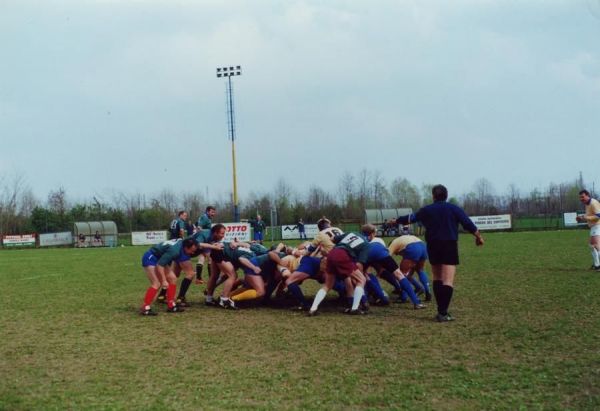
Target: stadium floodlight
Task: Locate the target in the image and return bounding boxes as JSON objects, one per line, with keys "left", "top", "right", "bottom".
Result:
{"left": 216, "top": 65, "right": 242, "bottom": 222}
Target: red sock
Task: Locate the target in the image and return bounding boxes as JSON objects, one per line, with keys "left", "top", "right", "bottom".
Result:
{"left": 143, "top": 287, "right": 158, "bottom": 307}
{"left": 167, "top": 283, "right": 176, "bottom": 308}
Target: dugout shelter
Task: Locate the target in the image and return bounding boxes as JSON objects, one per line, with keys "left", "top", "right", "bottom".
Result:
{"left": 364, "top": 208, "right": 413, "bottom": 237}
{"left": 73, "top": 221, "right": 118, "bottom": 247}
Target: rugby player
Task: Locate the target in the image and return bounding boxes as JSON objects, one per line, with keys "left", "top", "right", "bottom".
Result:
{"left": 361, "top": 224, "right": 425, "bottom": 309}
{"left": 232, "top": 250, "right": 287, "bottom": 303}
{"left": 139, "top": 238, "right": 198, "bottom": 315}
{"left": 195, "top": 206, "right": 217, "bottom": 282}
{"left": 286, "top": 219, "right": 343, "bottom": 310}
{"left": 388, "top": 234, "right": 432, "bottom": 302}
{"left": 208, "top": 241, "right": 258, "bottom": 309}
{"left": 308, "top": 231, "right": 370, "bottom": 316}
{"left": 157, "top": 210, "right": 189, "bottom": 303}
{"left": 169, "top": 211, "right": 188, "bottom": 240}
{"left": 576, "top": 190, "right": 600, "bottom": 270}
{"left": 174, "top": 224, "right": 226, "bottom": 307}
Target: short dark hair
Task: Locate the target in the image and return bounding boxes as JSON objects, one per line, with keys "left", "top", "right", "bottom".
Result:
{"left": 182, "top": 238, "right": 196, "bottom": 249}
{"left": 211, "top": 223, "right": 225, "bottom": 234}
{"left": 178, "top": 210, "right": 186, "bottom": 217}
{"left": 206, "top": 206, "right": 216, "bottom": 212}
{"left": 317, "top": 218, "right": 331, "bottom": 231}
{"left": 432, "top": 184, "right": 448, "bottom": 201}
{"left": 579, "top": 190, "right": 590, "bottom": 196}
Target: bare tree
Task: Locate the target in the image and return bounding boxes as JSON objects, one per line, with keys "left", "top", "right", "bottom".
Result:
{"left": 389, "top": 177, "right": 421, "bottom": 209}
{"left": 372, "top": 170, "right": 388, "bottom": 209}
{"left": 183, "top": 192, "right": 205, "bottom": 223}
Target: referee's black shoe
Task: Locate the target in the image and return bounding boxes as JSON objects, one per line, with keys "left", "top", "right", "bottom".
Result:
{"left": 435, "top": 313, "right": 454, "bottom": 322}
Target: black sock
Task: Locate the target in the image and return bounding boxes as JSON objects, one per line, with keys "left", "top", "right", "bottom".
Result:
{"left": 439, "top": 285, "right": 454, "bottom": 316}
{"left": 432, "top": 280, "right": 443, "bottom": 314}
{"left": 196, "top": 264, "right": 203, "bottom": 279}
{"left": 178, "top": 278, "right": 192, "bottom": 299}
{"left": 158, "top": 287, "right": 167, "bottom": 298}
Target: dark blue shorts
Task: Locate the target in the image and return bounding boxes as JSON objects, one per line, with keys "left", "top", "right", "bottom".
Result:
{"left": 254, "top": 231, "right": 264, "bottom": 241}
{"left": 142, "top": 250, "right": 158, "bottom": 267}
{"left": 243, "top": 257, "right": 262, "bottom": 276}
{"left": 296, "top": 256, "right": 321, "bottom": 278}
{"left": 403, "top": 242, "right": 428, "bottom": 262}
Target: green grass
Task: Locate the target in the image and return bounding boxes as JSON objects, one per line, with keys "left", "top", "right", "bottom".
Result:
{"left": 1, "top": 231, "right": 599, "bottom": 410}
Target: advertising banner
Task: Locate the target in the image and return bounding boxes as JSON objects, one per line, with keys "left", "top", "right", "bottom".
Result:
{"left": 2, "top": 234, "right": 36, "bottom": 248}
{"left": 563, "top": 212, "right": 586, "bottom": 227}
{"left": 471, "top": 214, "right": 512, "bottom": 231}
{"left": 222, "top": 223, "right": 251, "bottom": 242}
{"left": 39, "top": 232, "right": 73, "bottom": 247}
{"left": 131, "top": 231, "right": 168, "bottom": 246}
{"left": 281, "top": 224, "right": 319, "bottom": 240}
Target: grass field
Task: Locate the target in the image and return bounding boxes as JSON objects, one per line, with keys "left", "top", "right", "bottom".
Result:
{"left": 1, "top": 230, "right": 599, "bottom": 410}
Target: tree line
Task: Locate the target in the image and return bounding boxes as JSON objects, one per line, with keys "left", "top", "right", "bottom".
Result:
{"left": 0, "top": 171, "right": 591, "bottom": 235}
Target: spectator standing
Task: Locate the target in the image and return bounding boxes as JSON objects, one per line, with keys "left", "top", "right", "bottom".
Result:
{"left": 250, "top": 215, "right": 267, "bottom": 244}
{"left": 297, "top": 218, "right": 307, "bottom": 239}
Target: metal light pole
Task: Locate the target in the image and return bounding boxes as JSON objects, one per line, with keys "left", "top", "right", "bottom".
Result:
{"left": 216, "top": 65, "right": 242, "bottom": 222}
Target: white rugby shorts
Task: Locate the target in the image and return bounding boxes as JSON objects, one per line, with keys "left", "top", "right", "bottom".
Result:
{"left": 590, "top": 225, "right": 600, "bottom": 237}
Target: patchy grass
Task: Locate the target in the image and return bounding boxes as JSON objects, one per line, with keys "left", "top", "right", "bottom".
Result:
{"left": 1, "top": 231, "right": 599, "bottom": 410}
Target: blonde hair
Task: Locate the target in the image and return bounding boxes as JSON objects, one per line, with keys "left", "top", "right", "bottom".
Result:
{"left": 361, "top": 224, "right": 377, "bottom": 235}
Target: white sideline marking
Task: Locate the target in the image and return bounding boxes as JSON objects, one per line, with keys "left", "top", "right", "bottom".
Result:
{"left": 19, "top": 273, "right": 62, "bottom": 281}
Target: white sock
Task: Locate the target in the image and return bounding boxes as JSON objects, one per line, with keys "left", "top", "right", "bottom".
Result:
{"left": 351, "top": 286, "right": 364, "bottom": 310}
{"left": 205, "top": 295, "right": 213, "bottom": 302}
{"left": 591, "top": 246, "right": 600, "bottom": 266}
{"left": 310, "top": 288, "right": 328, "bottom": 312}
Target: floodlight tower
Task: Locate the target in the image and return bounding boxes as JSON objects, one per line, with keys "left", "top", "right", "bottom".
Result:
{"left": 216, "top": 65, "right": 242, "bottom": 222}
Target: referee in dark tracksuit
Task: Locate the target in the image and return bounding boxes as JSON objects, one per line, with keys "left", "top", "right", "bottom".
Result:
{"left": 395, "top": 184, "right": 484, "bottom": 322}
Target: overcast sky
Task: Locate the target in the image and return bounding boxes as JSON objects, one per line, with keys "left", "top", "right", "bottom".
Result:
{"left": 1, "top": 0, "right": 600, "bottom": 204}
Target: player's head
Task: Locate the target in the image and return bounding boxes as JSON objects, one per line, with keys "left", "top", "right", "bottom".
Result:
{"left": 178, "top": 210, "right": 188, "bottom": 220}
{"left": 211, "top": 223, "right": 226, "bottom": 241}
{"left": 317, "top": 217, "right": 331, "bottom": 231}
{"left": 206, "top": 206, "right": 216, "bottom": 217}
{"left": 579, "top": 190, "right": 591, "bottom": 204}
{"left": 432, "top": 184, "right": 448, "bottom": 202}
{"left": 361, "top": 224, "right": 377, "bottom": 239}
{"left": 182, "top": 238, "right": 198, "bottom": 255}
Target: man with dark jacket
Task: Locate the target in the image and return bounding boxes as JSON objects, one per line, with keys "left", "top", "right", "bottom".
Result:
{"left": 395, "top": 184, "right": 484, "bottom": 322}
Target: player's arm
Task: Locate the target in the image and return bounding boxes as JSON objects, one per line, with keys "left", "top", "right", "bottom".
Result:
{"left": 155, "top": 263, "right": 168, "bottom": 288}
{"left": 582, "top": 204, "right": 600, "bottom": 223}
{"left": 230, "top": 241, "right": 251, "bottom": 249}
{"left": 238, "top": 256, "right": 261, "bottom": 274}
{"left": 452, "top": 206, "right": 484, "bottom": 246}
{"left": 198, "top": 242, "right": 223, "bottom": 251}
{"left": 395, "top": 213, "right": 417, "bottom": 225}
{"left": 268, "top": 251, "right": 284, "bottom": 265}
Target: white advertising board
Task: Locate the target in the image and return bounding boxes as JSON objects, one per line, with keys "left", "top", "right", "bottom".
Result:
{"left": 281, "top": 224, "right": 319, "bottom": 240}
{"left": 39, "top": 232, "right": 73, "bottom": 247}
{"left": 471, "top": 214, "right": 512, "bottom": 231}
{"left": 132, "top": 231, "right": 168, "bottom": 246}
{"left": 563, "top": 212, "right": 586, "bottom": 227}
{"left": 221, "top": 223, "right": 251, "bottom": 242}
{"left": 2, "top": 234, "right": 36, "bottom": 247}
